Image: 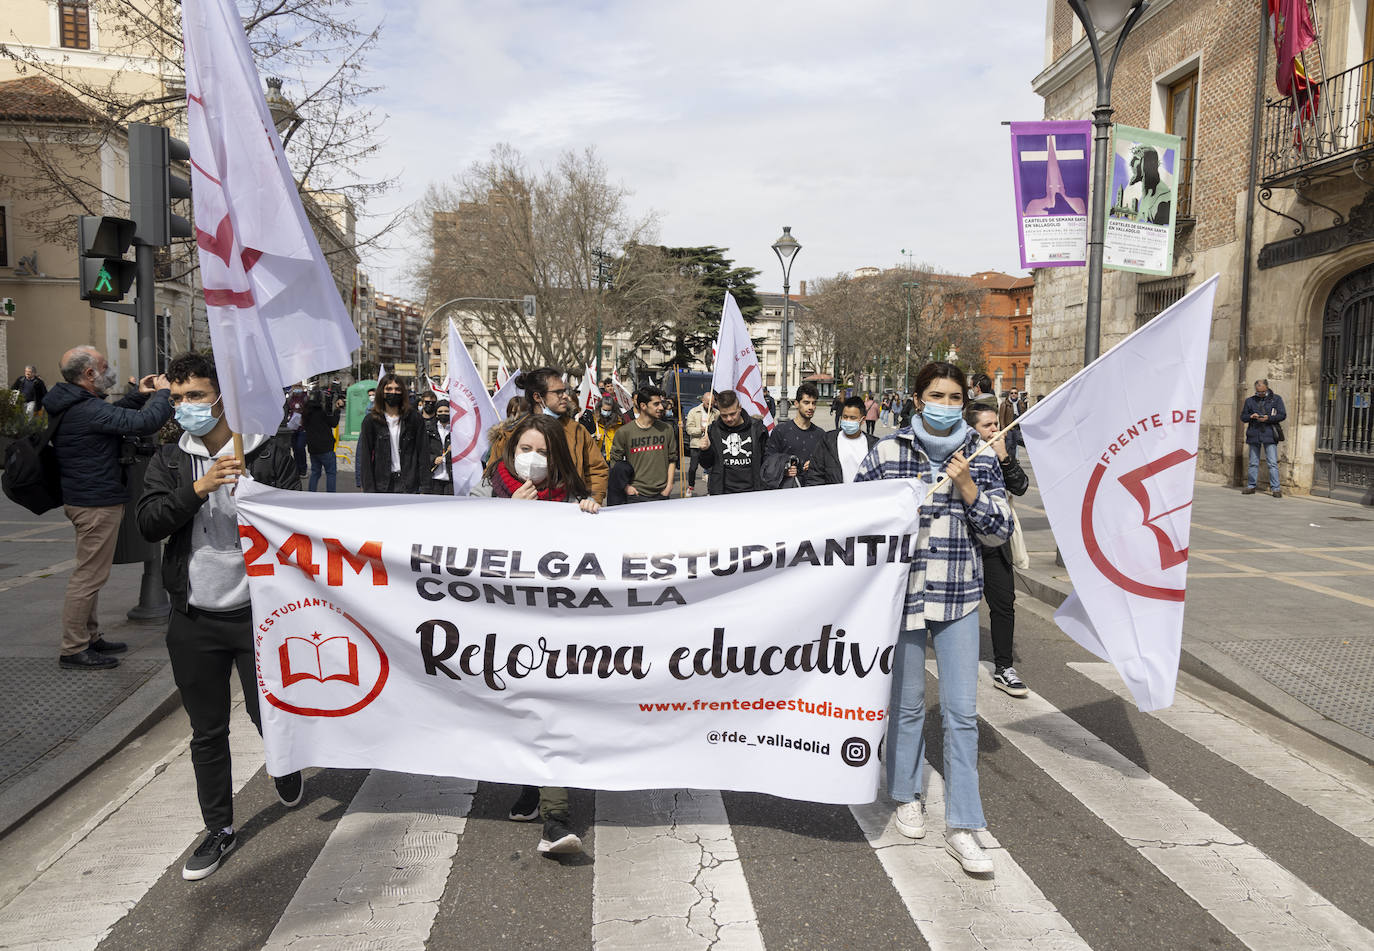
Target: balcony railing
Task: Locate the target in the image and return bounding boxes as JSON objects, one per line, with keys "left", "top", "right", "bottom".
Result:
{"left": 1262, "top": 57, "right": 1374, "bottom": 182}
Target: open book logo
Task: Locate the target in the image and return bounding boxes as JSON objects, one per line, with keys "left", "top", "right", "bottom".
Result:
{"left": 257, "top": 605, "right": 388, "bottom": 718}
{"left": 279, "top": 633, "right": 360, "bottom": 687}
{"left": 1081, "top": 449, "right": 1196, "bottom": 602}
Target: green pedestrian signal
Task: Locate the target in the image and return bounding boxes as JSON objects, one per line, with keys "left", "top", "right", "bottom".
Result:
{"left": 94, "top": 267, "right": 115, "bottom": 294}
{"left": 77, "top": 216, "right": 137, "bottom": 303}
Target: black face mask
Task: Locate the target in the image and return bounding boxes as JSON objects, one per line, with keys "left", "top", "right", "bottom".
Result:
{"left": 384, "top": 393, "right": 403, "bottom": 408}
{"left": 437, "top": 415, "right": 450, "bottom": 425}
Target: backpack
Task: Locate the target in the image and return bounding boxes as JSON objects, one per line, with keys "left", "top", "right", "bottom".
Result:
{"left": 2, "top": 409, "right": 66, "bottom": 515}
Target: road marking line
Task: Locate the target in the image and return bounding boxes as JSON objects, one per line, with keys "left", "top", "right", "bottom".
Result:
{"left": 0, "top": 705, "right": 262, "bottom": 950}
{"left": 593, "top": 789, "right": 763, "bottom": 951}
{"left": 956, "top": 663, "right": 1374, "bottom": 951}
{"left": 851, "top": 760, "right": 1090, "bottom": 950}
{"left": 0, "top": 559, "right": 76, "bottom": 593}
{"left": 262, "top": 770, "right": 475, "bottom": 951}
{"left": 1069, "top": 662, "right": 1374, "bottom": 847}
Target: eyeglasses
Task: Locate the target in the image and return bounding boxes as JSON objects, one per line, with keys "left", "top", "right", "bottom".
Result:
{"left": 546, "top": 387, "right": 569, "bottom": 397}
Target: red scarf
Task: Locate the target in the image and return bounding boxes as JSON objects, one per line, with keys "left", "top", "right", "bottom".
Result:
{"left": 495, "top": 461, "right": 568, "bottom": 502}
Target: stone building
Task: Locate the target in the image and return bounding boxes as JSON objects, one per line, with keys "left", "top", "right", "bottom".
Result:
{"left": 1032, "top": 0, "right": 1374, "bottom": 503}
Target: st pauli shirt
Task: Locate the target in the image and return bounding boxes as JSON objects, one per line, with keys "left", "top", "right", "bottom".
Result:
{"left": 609, "top": 418, "right": 678, "bottom": 494}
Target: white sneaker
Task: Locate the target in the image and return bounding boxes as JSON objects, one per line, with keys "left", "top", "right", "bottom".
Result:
{"left": 894, "top": 800, "right": 925, "bottom": 839}
{"left": 944, "top": 828, "right": 994, "bottom": 874}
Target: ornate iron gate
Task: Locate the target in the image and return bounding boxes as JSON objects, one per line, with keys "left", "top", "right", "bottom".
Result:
{"left": 1316, "top": 267, "right": 1374, "bottom": 503}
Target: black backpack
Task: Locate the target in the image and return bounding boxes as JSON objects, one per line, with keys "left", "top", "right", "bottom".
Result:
{"left": 2, "top": 410, "right": 66, "bottom": 515}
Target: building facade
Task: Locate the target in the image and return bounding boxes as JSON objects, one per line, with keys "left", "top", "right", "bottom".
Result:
{"left": 971, "top": 271, "right": 1035, "bottom": 394}
{"left": 1032, "top": 0, "right": 1374, "bottom": 503}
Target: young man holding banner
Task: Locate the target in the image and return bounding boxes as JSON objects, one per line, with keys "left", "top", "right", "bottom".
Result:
{"left": 136, "top": 353, "right": 305, "bottom": 881}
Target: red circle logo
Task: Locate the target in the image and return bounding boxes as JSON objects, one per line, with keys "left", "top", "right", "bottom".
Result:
{"left": 257, "top": 601, "right": 389, "bottom": 717}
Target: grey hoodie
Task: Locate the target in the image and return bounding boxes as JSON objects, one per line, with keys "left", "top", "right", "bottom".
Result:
{"left": 181, "top": 431, "right": 267, "bottom": 611}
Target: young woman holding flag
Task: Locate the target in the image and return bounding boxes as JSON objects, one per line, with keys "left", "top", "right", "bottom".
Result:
{"left": 853, "top": 361, "right": 1012, "bottom": 876}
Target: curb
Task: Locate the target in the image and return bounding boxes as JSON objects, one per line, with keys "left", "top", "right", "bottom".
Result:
{"left": 1014, "top": 563, "right": 1374, "bottom": 768}
{"left": 0, "top": 664, "right": 182, "bottom": 841}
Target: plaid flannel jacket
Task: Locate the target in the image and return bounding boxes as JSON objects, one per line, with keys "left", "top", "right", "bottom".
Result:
{"left": 854, "top": 427, "right": 1012, "bottom": 629}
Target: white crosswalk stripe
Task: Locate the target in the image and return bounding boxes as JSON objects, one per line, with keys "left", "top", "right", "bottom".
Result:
{"left": 0, "top": 704, "right": 262, "bottom": 951}
{"left": 851, "top": 761, "right": 1091, "bottom": 951}
{"left": 262, "top": 771, "right": 476, "bottom": 951}
{"left": 592, "top": 789, "right": 763, "bottom": 951}
{"left": 957, "top": 662, "right": 1374, "bottom": 951}
{"left": 1070, "top": 662, "right": 1374, "bottom": 847}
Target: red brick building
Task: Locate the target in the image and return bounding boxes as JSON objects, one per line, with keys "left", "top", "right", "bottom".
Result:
{"left": 970, "top": 271, "right": 1035, "bottom": 394}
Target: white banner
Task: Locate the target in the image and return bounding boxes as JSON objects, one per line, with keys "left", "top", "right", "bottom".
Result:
{"left": 445, "top": 319, "right": 499, "bottom": 495}
{"left": 578, "top": 361, "right": 598, "bottom": 414}
{"left": 235, "top": 479, "right": 926, "bottom": 803}
{"left": 491, "top": 371, "right": 522, "bottom": 420}
{"left": 182, "top": 0, "right": 360, "bottom": 436}
{"left": 712, "top": 293, "right": 775, "bottom": 431}
{"left": 1018, "top": 274, "right": 1218, "bottom": 711}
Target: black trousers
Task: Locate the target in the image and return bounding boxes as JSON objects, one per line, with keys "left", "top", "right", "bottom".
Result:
{"left": 981, "top": 549, "right": 1017, "bottom": 670}
{"left": 865, "top": 419, "right": 876, "bottom": 435}
{"left": 686, "top": 448, "right": 702, "bottom": 488}
{"left": 166, "top": 604, "right": 261, "bottom": 831}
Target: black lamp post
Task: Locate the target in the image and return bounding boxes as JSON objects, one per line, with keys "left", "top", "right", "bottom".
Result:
{"left": 1066, "top": 0, "right": 1148, "bottom": 364}
{"left": 771, "top": 226, "right": 801, "bottom": 417}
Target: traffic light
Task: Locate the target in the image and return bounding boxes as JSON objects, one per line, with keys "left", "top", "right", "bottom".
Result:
{"left": 129, "top": 122, "right": 192, "bottom": 247}
{"left": 78, "top": 215, "right": 137, "bottom": 303}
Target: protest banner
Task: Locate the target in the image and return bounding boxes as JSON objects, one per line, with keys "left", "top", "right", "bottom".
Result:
{"left": 182, "top": 0, "right": 361, "bottom": 436}
{"left": 1009, "top": 120, "right": 1091, "bottom": 268}
{"left": 1018, "top": 275, "right": 1218, "bottom": 710}
{"left": 712, "top": 293, "right": 775, "bottom": 431}
{"left": 1103, "top": 125, "right": 1182, "bottom": 276}
{"left": 235, "top": 478, "right": 925, "bottom": 804}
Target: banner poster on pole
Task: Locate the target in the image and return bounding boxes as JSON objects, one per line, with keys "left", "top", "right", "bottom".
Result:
{"left": 1009, "top": 120, "right": 1091, "bottom": 268}
{"left": 235, "top": 479, "right": 926, "bottom": 804}
{"left": 1103, "top": 124, "right": 1182, "bottom": 276}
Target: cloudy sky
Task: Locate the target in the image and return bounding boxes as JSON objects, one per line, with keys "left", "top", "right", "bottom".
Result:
{"left": 350, "top": 0, "right": 1049, "bottom": 298}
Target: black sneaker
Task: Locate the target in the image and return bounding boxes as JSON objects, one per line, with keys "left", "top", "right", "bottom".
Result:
{"left": 183, "top": 829, "right": 236, "bottom": 881}
{"left": 58, "top": 648, "right": 118, "bottom": 670}
{"left": 537, "top": 818, "right": 582, "bottom": 855}
{"left": 274, "top": 771, "right": 304, "bottom": 807}
{"left": 88, "top": 637, "right": 128, "bottom": 654}
{"left": 508, "top": 785, "right": 540, "bottom": 822}
{"left": 992, "top": 667, "right": 1029, "bottom": 698}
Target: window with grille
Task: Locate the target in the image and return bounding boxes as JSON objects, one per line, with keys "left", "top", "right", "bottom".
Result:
{"left": 60, "top": 1, "right": 91, "bottom": 49}
{"left": 1136, "top": 274, "right": 1192, "bottom": 327}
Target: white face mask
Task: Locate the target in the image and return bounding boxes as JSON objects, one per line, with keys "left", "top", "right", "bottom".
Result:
{"left": 513, "top": 450, "right": 549, "bottom": 483}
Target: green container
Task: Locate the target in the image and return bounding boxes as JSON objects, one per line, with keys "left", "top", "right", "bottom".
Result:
{"left": 342, "top": 380, "right": 377, "bottom": 440}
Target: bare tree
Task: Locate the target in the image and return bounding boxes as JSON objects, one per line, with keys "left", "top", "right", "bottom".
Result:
{"left": 0, "top": 0, "right": 397, "bottom": 253}
{"left": 800, "top": 267, "right": 992, "bottom": 391}
{"left": 415, "top": 144, "right": 674, "bottom": 370}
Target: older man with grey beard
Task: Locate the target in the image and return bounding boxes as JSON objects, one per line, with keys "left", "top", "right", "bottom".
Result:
{"left": 42, "top": 346, "right": 171, "bottom": 670}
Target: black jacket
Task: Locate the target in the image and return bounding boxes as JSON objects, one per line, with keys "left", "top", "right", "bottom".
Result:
{"left": 136, "top": 435, "right": 297, "bottom": 613}
{"left": 12, "top": 376, "right": 47, "bottom": 405}
{"left": 700, "top": 414, "right": 770, "bottom": 495}
{"left": 814, "top": 429, "right": 878, "bottom": 483}
{"left": 42, "top": 382, "right": 173, "bottom": 507}
{"left": 302, "top": 400, "right": 341, "bottom": 454}
{"left": 983, "top": 453, "right": 1029, "bottom": 565}
{"left": 358, "top": 409, "right": 426, "bottom": 493}
{"left": 763, "top": 419, "right": 834, "bottom": 487}
{"left": 424, "top": 416, "right": 453, "bottom": 481}
{"left": 1241, "top": 391, "right": 1287, "bottom": 446}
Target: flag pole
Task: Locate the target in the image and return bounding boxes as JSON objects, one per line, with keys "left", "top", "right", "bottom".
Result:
{"left": 232, "top": 432, "right": 245, "bottom": 467}
{"left": 672, "top": 369, "right": 686, "bottom": 498}
{"left": 919, "top": 414, "right": 1027, "bottom": 504}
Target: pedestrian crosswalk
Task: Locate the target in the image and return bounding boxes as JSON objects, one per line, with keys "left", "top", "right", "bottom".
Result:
{"left": 2, "top": 659, "right": 1372, "bottom": 951}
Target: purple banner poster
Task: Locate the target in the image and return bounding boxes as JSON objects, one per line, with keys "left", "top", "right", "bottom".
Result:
{"left": 1010, "top": 120, "right": 1092, "bottom": 269}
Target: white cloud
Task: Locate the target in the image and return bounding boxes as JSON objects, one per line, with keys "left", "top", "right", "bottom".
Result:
{"left": 350, "top": 0, "right": 1048, "bottom": 296}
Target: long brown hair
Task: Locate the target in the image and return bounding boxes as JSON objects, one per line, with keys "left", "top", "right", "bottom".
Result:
{"left": 500, "top": 414, "right": 588, "bottom": 498}
{"left": 370, "top": 373, "right": 410, "bottom": 420}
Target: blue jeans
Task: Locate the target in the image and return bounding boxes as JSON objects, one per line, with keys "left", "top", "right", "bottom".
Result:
{"left": 308, "top": 451, "right": 337, "bottom": 492}
{"left": 885, "top": 610, "right": 984, "bottom": 829}
{"left": 1247, "top": 442, "right": 1279, "bottom": 491}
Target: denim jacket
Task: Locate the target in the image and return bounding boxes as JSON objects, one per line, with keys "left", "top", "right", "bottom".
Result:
{"left": 854, "top": 427, "right": 1012, "bottom": 629}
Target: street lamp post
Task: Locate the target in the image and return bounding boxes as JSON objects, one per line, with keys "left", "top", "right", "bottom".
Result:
{"left": 901, "top": 281, "right": 919, "bottom": 394}
{"left": 771, "top": 226, "right": 801, "bottom": 418}
{"left": 1067, "top": 0, "right": 1149, "bottom": 364}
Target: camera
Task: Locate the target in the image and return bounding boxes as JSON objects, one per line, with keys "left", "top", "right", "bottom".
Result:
{"left": 788, "top": 455, "right": 799, "bottom": 470}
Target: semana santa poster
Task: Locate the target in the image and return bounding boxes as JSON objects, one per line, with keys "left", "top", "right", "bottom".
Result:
{"left": 1009, "top": 120, "right": 1091, "bottom": 268}
{"left": 1103, "top": 125, "right": 1182, "bottom": 276}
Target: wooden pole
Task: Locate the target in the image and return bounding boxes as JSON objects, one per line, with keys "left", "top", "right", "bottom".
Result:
{"left": 672, "top": 370, "right": 686, "bottom": 498}
{"left": 232, "top": 432, "right": 245, "bottom": 467}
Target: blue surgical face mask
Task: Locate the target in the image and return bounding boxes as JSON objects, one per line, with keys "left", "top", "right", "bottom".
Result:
{"left": 919, "top": 402, "right": 964, "bottom": 431}
{"left": 176, "top": 397, "right": 221, "bottom": 436}
{"left": 541, "top": 405, "right": 561, "bottom": 418}
{"left": 839, "top": 419, "right": 862, "bottom": 436}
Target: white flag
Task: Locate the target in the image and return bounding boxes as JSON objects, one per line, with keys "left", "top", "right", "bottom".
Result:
{"left": 182, "top": 0, "right": 360, "bottom": 436}
{"left": 578, "top": 361, "right": 598, "bottom": 415}
{"left": 377, "top": 364, "right": 386, "bottom": 383}
{"left": 445, "top": 319, "right": 500, "bottom": 495}
{"left": 496, "top": 359, "right": 511, "bottom": 388}
{"left": 610, "top": 371, "right": 633, "bottom": 414}
{"left": 1018, "top": 275, "right": 1218, "bottom": 711}
{"left": 711, "top": 293, "right": 775, "bottom": 431}
{"left": 491, "top": 370, "right": 522, "bottom": 420}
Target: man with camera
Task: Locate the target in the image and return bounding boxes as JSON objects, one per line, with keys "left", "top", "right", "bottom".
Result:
{"left": 763, "top": 382, "right": 835, "bottom": 488}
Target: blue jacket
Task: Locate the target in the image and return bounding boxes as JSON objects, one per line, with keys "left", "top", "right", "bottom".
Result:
{"left": 1241, "top": 391, "right": 1286, "bottom": 446}
{"left": 42, "top": 382, "right": 173, "bottom": 507}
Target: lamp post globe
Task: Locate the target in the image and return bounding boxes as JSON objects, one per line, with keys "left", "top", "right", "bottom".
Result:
{"left": 771, "top": 226, "right": 801, "bottom": 418}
